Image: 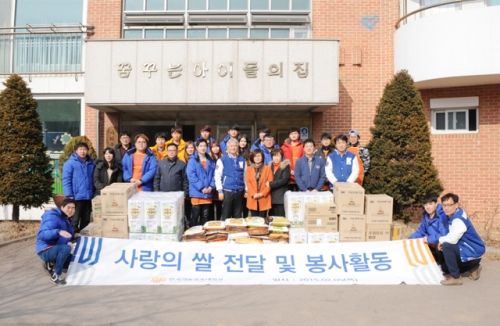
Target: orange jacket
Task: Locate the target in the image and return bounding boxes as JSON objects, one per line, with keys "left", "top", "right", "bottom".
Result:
{"left": 281, "top": 139, "right": 304, "bottom": 183}
{"left": 245, "top": 165, "right": 274, "bottom": 211}
{"left": 347, "top": 146, "right": 364, "bottom": 186}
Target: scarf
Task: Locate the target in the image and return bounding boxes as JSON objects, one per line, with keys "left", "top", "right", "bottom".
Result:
{"left": 254, "top": 163, "right": 263, "bottom": 189}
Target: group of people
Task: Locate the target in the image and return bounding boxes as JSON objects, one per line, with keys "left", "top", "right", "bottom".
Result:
{"left": 409, "top": 193, "right": 486, "bottom": 286}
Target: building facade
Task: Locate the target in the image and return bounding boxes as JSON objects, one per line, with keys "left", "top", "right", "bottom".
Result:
{"left": 0, "top": 0, "right": 498, "bottom": 224}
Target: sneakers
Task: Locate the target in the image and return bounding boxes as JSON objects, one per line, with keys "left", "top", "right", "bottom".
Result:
{"left": 440, "top": 276, "right": 463, "bottom": 286}
{"left": 469, "top": 264, "right": 482, "bottom": 281}
{"left": 41, "top": 261, "right": 54, "bottom": 276}
{"left": 50, "top": 273, "right": 67, "bottom": 286}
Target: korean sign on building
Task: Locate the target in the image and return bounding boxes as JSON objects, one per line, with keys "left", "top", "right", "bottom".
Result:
{"left": 85, "top": 39, "right": 339, "bottom": 108}
{"left": 66, "top": 237, "right": 443, "bottom": 285}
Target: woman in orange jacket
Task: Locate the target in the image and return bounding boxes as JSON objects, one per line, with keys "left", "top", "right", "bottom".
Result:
{"left": 245, "top": 149, "right": 274, "bottom": 217}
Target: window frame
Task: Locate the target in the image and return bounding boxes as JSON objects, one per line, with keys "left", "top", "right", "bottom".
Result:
{"left": 431, "top": 108, "right": 479, "bottom": 135}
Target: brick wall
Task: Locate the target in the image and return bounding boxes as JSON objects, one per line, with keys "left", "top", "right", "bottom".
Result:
{"left": 87, "top": 0, "right": 122, "bottom": 39}
{"left": 312, "top": 0, "right": 399, "bottom": 146}
{"left": 84, "top": 105, "right": 99, "bottom": 153}
{"left": 421, "top": 85, "right": 500, "bottom": 225}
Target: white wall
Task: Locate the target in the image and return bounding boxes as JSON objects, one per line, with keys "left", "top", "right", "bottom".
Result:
{"left": 395, "top": 6, "right": 500, "bottom": 88}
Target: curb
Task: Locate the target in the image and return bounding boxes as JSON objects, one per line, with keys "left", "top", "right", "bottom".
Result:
{"left": 0, "top": 234, "right": 37, "bottom": 248}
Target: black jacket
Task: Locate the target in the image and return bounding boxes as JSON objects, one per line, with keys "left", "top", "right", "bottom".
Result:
{"left": 113, "top": 143, "right": 131, "bottom": 163}
{"left": 268, "top": 159, "right": 291, "bottom": 205}
{"left": 314, "top": 146, "right": 335, "bottom": 163}
{"left": 154, "top": 157, "right": 188, "bottom": 195}
{"left": 93, "top": 159, "right": 123, "bottom": 195}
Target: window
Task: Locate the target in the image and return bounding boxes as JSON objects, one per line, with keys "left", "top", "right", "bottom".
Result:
{"left": 432, "top": 109, "right": 478, "bottom": 133}
{"left": 124, "top": 29, "right": 143, "bottom": 38}
{"left": 187, "top": 28, "right": 206, "bottom": 38}
{"left": 208, "top": 28, "right": 227, "bottom": 38}
{"left": 229, "top": 28, "right": 247, "bottom": 38}
{"left": 230, "top": 0, "right": 247, "bottom": 10}
{"left": 146, "top": 0, "right": 165, "bottom": 10}
{"left": 271, "top": 28, "right": 289, "bottom": 38}
{"left": 15, "top": 0, "right": 83, "bottom": 25}
{"left": 166, "top": 29, "right": 185, "bottom": 38}
{"left": 168, "top": 0, "right": 186, "bottom": 10}
{"left": 188, "top": 0, "right": 206, "bottom": 9}
{"left": 271, "top": 0, "right": 288, "bottom": 10}
{"left": 489, "top": 0, "right": 500, "bottom": 5}
{"left": 209, "top": 0, "right": 226, "bottom": 10}
{"left": 37, "top": 99, "right": 81, "bottom": 152}
{"left": 250, "top": 28, "right": 268, "bottom": 38}
{"left": 145, "top": 29, "right": 164, "bottom": 38}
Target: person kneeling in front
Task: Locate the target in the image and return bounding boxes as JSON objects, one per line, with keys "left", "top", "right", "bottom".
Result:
{"left": 36, "top": 198, "right": 78, "bottom": 285}
{"left": 438, "top": 193, "right": 485, "bottom": 286}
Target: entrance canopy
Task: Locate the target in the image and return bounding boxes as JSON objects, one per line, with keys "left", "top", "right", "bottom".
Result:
{"left": 85, "top": 39, "right": 339, "bottom": 112}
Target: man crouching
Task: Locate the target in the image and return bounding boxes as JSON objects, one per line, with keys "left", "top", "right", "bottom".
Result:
{"left": 36, "top": 198, "right": 78, "bottom": 285}
{"left": 438, "top": 193, "right": 485, "bottom": 286}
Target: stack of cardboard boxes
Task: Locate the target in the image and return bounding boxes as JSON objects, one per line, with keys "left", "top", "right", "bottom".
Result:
{"left": 128, "top": 191, "right": 185, "bottom": 241}
{"left": 100, "top": 183, "right": 138, "bottom": 239}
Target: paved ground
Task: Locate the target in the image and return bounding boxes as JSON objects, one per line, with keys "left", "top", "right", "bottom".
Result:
{"left": 1, "top": 239, "right": 499, "bottom": 326}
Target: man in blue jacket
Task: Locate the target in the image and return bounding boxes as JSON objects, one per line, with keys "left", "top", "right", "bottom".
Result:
{"left": 438, "top": 193, "right": 486, "bottom": 286}
{"left": 36, "top": 198, "right": 77, "bottom": 285}
{"left": 62, "top": 142, "right": 95, "bottom": 233}
{"left": 251, "top": 126, "right": 271, "bottom": 151}
{"left": 215, "top": 138, "right": 247, "bottom": 219}
{"left": 325, "top": 134, "right": 359, "bottom": 185}
{"left": 409, "top": 194, "right": 448, "bottom": 264}
{"left": 294, "top": 139, "right": 326, "bottom": 192}
{"left": 220, "top": 123, "right": 240, "bottom": 153}
{"left": 196, "top": 125, "right": 215, "bottom": 154}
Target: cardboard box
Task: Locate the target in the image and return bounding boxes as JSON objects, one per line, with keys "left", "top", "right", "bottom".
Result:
{"left": 289, "top": 228, "right": 307, "bottom": 244}
{"left": 91, "top": 196, "right": 102, "bottom": 224}
{"left": 324, "top": 232, "right": 340, "bottom": 244}
{"left": 334, "top": 183, "right": 365, "bottom": 215}
{"left": 101, "top": 186, "right": 134, "bottom": 215}
{"left": 307, "top": 233, "right": 325, "bottom": 244}
{"left": 129, "top": 233, "right": 146, "bottom": 240}
{"left": 365, "top": 194, "right": 393, "bottom": 224}
{"left": 284, "top": 191, "right": 305, "bottom": 228}
{"left": 366, "top": 223, "right": 391, "bottom": 242}
{"left": 102, "top": 215, "right": 129, "bottom": 239}
{"left": 106, "top": 182, "right": 138, "bottom": 194}
{"left": 160, "top": 200, "right": 181, "bottom": 234}
{"left": 305, "top": 215, "right": 338, "bottom": 233}
{"left": 339, "top": 214, "right": 366, "bottom": 242}
{"left": 306, "top": 202, "right": 337, "bottom": 216}
{"left": 128, "top": 199, "right": 144, "bottom": 233}
{"left": 161, "top": 234, "right": 181, "bottom": 242}
{"left": 144, "top": 200, "right": 161, "bottom": 233}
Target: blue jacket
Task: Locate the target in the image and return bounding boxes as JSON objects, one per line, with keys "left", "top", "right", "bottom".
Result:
{"left": 62, "top": 152, "right": 95, "bottom": 200}
{"left": 258, "top": 143, "right": 274, "bottom": 165}
{"left": 251, "top": 138, "right": 280, "bottom": 151}
{"left": 196, "top": 135, "right": 215, "bottom": 153}
{"left": 328, "top": 150, "right": 357, "bottom": 183}
{"left": 122, "top": 147, "right": 158, "bottom": 192}
{"left": 294, "top": 155, "right": 326, "bottom": 191}
{"left": 220, "top": 154, "right": 246, "bottom": 191}
{"left": 409, "top": 204, "right": 448, "bottom": 245}
{"left": 445, "top": 208, "right": 485, "bottom": 262}
{"left": 220, "top": 134, "right": 239, "bottom": 154}
{"left": 186, "top": 152, "right": 216, "bottom": 198}
{"left": 36, "top": 208, "right": 74, "bottom": 254}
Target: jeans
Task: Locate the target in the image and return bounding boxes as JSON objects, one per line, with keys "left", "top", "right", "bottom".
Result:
{"left": 441, "top": 242, "right": 480, "bottom": 278}
{"left": 184, "top": 199, "right": 192, "bottom": 228}
{"left": 73, "top": 200, "right": 92, "bottom": 233}
{"left": 190, "top": 204, "right": 211, "bottom": 227}
{"left": 222, "top": 190, "right": 245, "bottom": 220}
{"left": 38, "top": 244, "right": 72, "bottom": 276}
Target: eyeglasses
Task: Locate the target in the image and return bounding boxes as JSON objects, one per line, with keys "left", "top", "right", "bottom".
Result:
{"left": 442, "top": 203, "right": 457, "bottom": 208}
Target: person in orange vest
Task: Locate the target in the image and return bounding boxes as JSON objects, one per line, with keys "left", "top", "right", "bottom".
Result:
{"left": 347, "top": 130, "right": 370, "bottom": 186}
{"left": 281, "top": 127, "right": 304, "bottom": 191}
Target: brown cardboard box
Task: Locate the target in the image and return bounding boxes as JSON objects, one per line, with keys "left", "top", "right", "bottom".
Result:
{"left": 366, "top": 223, "right": 391, "bottom": 242}
{"left": 92, "top": 196, "right": 102, "bottom": 224}
{"left": 333, "top": 183, "right": 365, "bottom": 215}
{"left": 365, "top": 194, "right": 393, "bottom": 224}
{"left": 102, "top": 215, "right": 129, "bottom": 239}
{"left": 107, "top": 182, "right": 138, "bottom": 194}
{"left": 305, "top": 203, "right": 338, "bottom": 232}
{"left": 339, "top": 214, "right": 366, "bottom": 242}
{"left": 101, "top": 186, "right": 134, "bottom": 215}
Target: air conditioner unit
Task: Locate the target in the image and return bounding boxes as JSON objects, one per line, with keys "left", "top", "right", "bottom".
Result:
{"left": 252, "top": 15, "right": 310, "bottom": 25}
{"left": 188, "top": 15, "right": 247, "bottom": 25}
{"left": 124, "top": 14, "right": 184, "bottom": 25}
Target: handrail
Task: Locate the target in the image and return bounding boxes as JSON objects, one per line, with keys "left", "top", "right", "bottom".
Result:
{"left": 0, "top": 23, "right": 94, "bottom": 35}
{"left": 395, "top": 0, "right": 475, "bottom": 29}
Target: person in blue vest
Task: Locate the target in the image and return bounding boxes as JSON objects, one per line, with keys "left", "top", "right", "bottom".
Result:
{"left": 36, "top": 198, "right": 77, "bottom": 285}
{"left": 438, "top": 193, "right": 486, "bottom": 286}
{"left": 195, "top": 125, "right": 215, "bottom": 154}
{"left": 409, "top": 194, "right": 448, "bottom": 264}
{"left": 325, "top": 134, "right": 359, "bottom": 185}
{"left": 62, "top": 142, "right": 95, "bottom": 233}
{"left": 215, "top": 138, "right": 247, "bottom": 220}
{"left": 220, "top": 123, "right": 240, "bottom": 153}
{"left": 259, "top": 133, "right": 280, "bottom": 165}
{"left": 122, "top": 134, "right": 158, "bottom": 192}
{"left": 186, "top": 139, "right": 216, "bottom": 227}
{"left": 294, "top": 139, "right": 326, "bottom": 192}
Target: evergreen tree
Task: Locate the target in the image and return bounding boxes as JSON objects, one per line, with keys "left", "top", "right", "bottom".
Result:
{"left": 0, "top": 75, "right": 53, "bottom": 222}
{"left": 364, "top": 70, "right": 443, "bottom": 221}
